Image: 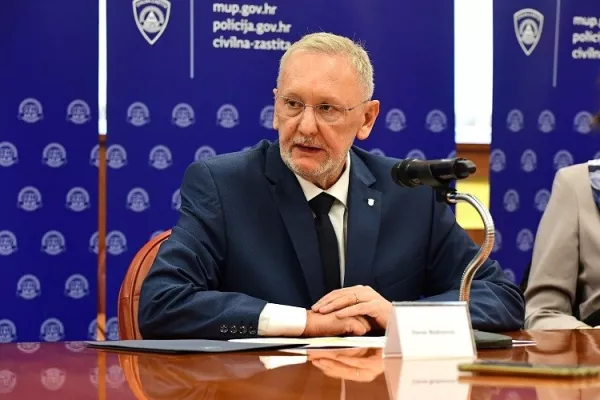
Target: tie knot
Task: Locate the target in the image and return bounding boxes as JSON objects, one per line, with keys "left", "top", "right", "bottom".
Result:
{"left": 309, "top": 192, "right": 336, "bottom": 215}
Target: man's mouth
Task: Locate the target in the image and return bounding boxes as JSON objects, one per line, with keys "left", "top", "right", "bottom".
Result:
{"left": 295, "top": 144, "right": 322, "bottom": 152}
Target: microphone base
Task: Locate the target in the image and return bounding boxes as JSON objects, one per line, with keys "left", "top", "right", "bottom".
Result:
{"left": 473, "top": 330, "right": 513, "bottom": 349}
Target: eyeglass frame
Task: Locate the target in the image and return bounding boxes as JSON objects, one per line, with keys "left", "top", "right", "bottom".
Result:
{"left": 273, "top": 94, "right": 370, "bottom": 125}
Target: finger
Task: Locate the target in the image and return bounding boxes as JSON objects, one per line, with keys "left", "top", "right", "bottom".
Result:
{"left": 311, "top": 287, "right": 360, "bottom": 311}
{"left": 320, "top": 290, "right": 377, "bottom": 314}
{"left": 345, "top": 315, "right": 371, "bottom": 336}
{"left": 314, "top": 358, "right": 357, "bottom": 374}
{"left": 313, "top": 360, "right": 373, "bottom": 382}
{"left": 331, "top": 355, "right": 373, "bottom": 369}
{"left": 335, "top": 301, "right": 383, "bottom": 320}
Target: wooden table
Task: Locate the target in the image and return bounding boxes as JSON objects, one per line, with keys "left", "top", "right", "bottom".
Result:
{"left": 2, "top": 330, "right": 600, "bottom": 399}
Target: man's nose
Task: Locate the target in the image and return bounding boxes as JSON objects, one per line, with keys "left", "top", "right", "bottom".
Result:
{"left": 297, "top": 106, "right": 319, "bottom": 135}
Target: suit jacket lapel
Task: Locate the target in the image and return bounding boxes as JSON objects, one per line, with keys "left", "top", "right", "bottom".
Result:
{"left": 344, "top": 150, "right": 382, "bottom": 288}
{"left": 265, "top": 142, "right": 326, "bottom": 304}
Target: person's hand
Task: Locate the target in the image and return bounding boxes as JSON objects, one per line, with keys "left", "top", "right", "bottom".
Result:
{"left": 311, "top": 285, "right": 393, "bottom": 330}
{"left": 302, "top": 310, "right": 372, "bottom": 337}
{"left": 309, "top": 348, "right": 384, "bottom": 382}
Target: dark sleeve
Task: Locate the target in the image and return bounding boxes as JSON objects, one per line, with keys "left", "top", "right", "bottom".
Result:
{"left": 420, "top": 191, "right": 525, "bottom": 332}
{"left": 138, "top": 161, "right": 268, "bottom": 340}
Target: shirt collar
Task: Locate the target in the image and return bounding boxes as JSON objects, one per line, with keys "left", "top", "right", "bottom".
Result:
{"left": 294, "top": 152, "right": 351, "bottom": 207}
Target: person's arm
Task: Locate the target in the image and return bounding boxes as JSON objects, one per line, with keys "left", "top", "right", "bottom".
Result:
{"left": 138, "top": 161, "right": 305, "bottom": 340}
{"left": 420, "top": 190, "right": 525, "bottom": 332}
{"left": 524, "top": 168, "right": 588, "bottom": 330}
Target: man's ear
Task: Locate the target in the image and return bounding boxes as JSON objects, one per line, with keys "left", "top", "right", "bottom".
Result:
{"left": 272, "top": 88, "right": 279, "bottom": 130}
{"left": 356, "top": 100, "right": 380, "bottom": 140}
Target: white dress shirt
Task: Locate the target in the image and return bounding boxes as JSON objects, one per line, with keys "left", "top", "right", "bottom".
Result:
{"left": 257, "top": 153, "right": 351, "bottom": 336}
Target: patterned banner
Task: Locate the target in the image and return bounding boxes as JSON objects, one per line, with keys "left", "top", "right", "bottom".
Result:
{"left": 105, "top": 0, "right": 455, "bottom": 336}
{"left": 490, "top": 0, "right": 600, "bottom": 284}
{"left": 0, "top": 1, "right": 98, "bottom": 342}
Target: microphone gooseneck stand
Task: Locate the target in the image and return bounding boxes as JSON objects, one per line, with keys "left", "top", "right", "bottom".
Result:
{"left": 434, "top": 185, "right": 495, "bottom": 304}
{"left": 433, "top": 183, "right": 513, "bottom": 349}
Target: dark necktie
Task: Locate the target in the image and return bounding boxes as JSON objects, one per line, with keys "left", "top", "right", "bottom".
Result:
{"left": 309, "top": 193, "right": 341, "bottom": 292}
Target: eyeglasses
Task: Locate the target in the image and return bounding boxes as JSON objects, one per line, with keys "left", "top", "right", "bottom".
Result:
{"left": 274, "top": 95, "right": 368, "bottom": 125}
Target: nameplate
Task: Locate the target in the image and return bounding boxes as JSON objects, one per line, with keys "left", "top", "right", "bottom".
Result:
{"left": 384, "top": 359, "right": 472, "bottom": 400}
{"left": 383, "top": 302, "right": 476, "bottom": 360}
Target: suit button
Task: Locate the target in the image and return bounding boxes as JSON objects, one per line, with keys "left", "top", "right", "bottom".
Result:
{"left": 249, "top": 329, "right": 256, "bottom": 335}
{"left": 239, "top": 326, "right": 247, "bottom": 334}
{"left": 220, "top": 325, "right": 228, "bottom": 333}
{"left": 230, "top": 325, "right": 237, "bottom": 334}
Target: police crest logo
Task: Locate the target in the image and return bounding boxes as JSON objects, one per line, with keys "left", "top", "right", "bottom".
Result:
{"left": 0, "top": 230, "right": 17, "bottom": 256}
{"left": 41, "top": 230, "right": 67, "bottom": 256}
{"left": 385, "top": 108, "right": 406, "bottom": 132}
{"left": 514, "top": 8, "right": 544, "bottom": 56}
{"left": 17, "top": 274, "right": 41, "bottom": 300}
{"left": 107, "top": 365, "right": 125, "bottom": 388}
{"left": 553, "top": 149, "right": 574, "bottom": 170}
{"left": 66, "top": 100, "right": 91, "bottom": 124}
{"left": 39, "top": 318, "right": 65, "bottom": 342}
{"left": 194, "top": 145, "right": 216, "bottom": 161}
{"left": 42, "top": 143, "right": 67, "bottom": 168}
{"left": 17, "top": 98, "right": 43, "bottom": 123}
{"left": 17, "top": 186, "right": 42, "bottom": 212}
{"left": 107, "top": 317, "right": 119, "bottom": 341}
{"left": 406, "top": 149, "right": 426, "bottom": 161}
{"left": 490, "top": 149, "right": 506, "bottom": 173}
{"left": 126, "top": 188, "right": 150, "bottom": 212}
{"left": 260, "top": 105, "right": 274, "bottom": 129}
{"left": 172, "top": 103, "right": 195, "bottom": 128}
{"left": 517, "top": 229, "right": 534, "bottom": 252}
{"left": 534, "top": 189, "right": 551, "bottom": 212}
{"left": 506, "top": 109, "right": 524, "bottom": 132}
{"left": 17, "top": 342, "right": 41, "bottom": 354}
{"left": 574, "top": 111, "right": 593, "bottom": 134}
{"left": 520, "top": 149, "right": 537, "bottom": 172}
{"left": 425, "top": 109, "right": 447, "bottom": 133}
{"left": 538, "top": 110, "right": 555, "bottom": 133}
{"left": 106, "top": 231, "right": 127, "bottom": 255}
{"left": 65, "top": 274, "right": 89, "bottom": 299}
{"left": 503, "top": 189, "right": 520, "bottom": 212}
{"left": 41, "top": 368, "right": 66, "bottom": 391}
{"left": 492, "top": 229, "right": 502, "bottom": 253}
{"left": 0, "top": 370, "right": 16, "bottom": 394}
{"left": 172, "top": 188, "right": 181, "bottom": 211}
{"left": 217, "top": 104, "right": 239, "bottom": 128}
{"left": 133, "top": 0, "right": 171, "bottom": 45}
{"left": 503, "top": 268, "right": 516, "bottom": 283}
{"left": 0, "top": 142, "right": 18, "bottom": 167}
{"left": 0, "top": 320, "right": 16, "bottom": 344}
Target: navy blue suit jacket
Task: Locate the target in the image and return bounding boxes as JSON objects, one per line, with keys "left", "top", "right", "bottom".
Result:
{"left": 138, "top": 140, "right": 525, "bottom": 340}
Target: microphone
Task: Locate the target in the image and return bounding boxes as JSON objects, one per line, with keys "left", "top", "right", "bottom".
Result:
{"left": 391, "top": 158, "right": 476, "bottom": 188}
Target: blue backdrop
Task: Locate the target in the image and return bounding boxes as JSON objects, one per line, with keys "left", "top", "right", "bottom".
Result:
{"left": 490, "top": 0, "right": 600, "bottom": 284}
{"left": 105, "top": 0, "right": 456, "bottom": 335}
{"left": 0, "top": 1, "right": 98, "bottom": 342}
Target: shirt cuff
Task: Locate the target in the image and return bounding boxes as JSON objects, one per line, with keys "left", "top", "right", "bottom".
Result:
{"left": 257, "top": 303, "right": 307, "bottom": 337}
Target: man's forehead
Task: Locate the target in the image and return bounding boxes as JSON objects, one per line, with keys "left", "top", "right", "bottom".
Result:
{"left": 279, "top": 51, "right": 361, "bottom": 100}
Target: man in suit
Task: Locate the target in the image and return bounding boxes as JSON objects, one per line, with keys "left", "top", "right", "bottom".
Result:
{"left": 138, "top": 32, "right": 525, "bottom": 340}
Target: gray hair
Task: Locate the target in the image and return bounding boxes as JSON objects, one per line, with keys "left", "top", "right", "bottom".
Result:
{"left": 277, "top": 32, "right": 374, "bottom": 100}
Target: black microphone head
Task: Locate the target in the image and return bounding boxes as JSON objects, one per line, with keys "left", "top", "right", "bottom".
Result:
{"left": 391, "top": 159, "right": 420, "bottom": 187}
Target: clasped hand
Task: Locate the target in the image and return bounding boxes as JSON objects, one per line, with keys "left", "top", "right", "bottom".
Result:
{"left": 302, "top": 285, "right": 392, "bottom": 337}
